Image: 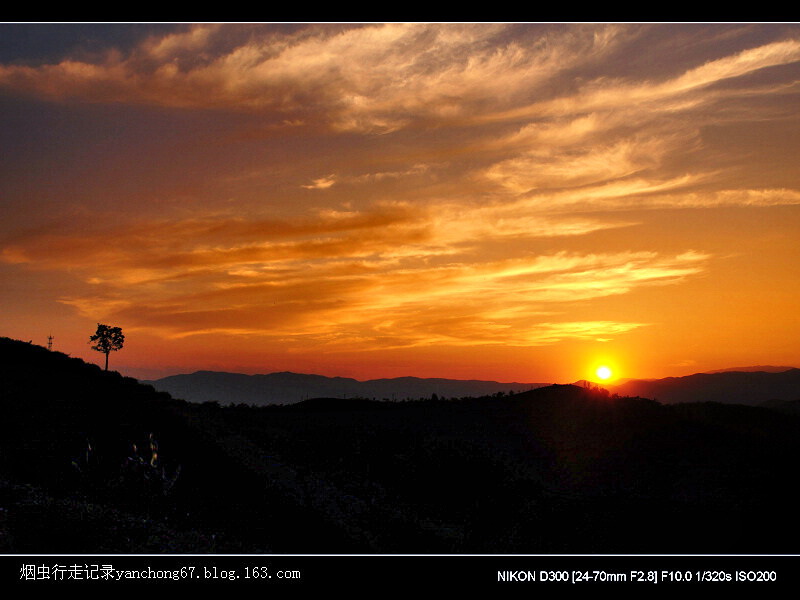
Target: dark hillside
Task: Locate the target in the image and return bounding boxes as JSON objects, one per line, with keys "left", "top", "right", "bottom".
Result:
{"left": 0, "top": 337, "right": 352, "bottom": 553}
{"left": 200, "top": 384, "right": 800, "bottom": 553}
{"left": 3, "top": 337, "right": 800, "bottom": 554}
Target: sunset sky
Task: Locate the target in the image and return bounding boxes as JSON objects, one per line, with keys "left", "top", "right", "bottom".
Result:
{"left": 1, "top": 23, "right": 799, "bottom": 383}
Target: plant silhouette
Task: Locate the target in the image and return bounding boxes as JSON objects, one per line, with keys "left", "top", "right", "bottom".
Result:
{"left": 89, "top": 323, "right": 125, "bottom": 371}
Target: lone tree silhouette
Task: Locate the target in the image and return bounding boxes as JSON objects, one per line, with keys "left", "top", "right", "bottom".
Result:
{"left": 89, "top": 323, "right": 125, "bottom": 371}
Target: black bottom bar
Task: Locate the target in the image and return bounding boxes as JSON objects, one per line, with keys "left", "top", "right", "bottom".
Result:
{"left": 4, "top": 554, "right": 800, "bottom": 592}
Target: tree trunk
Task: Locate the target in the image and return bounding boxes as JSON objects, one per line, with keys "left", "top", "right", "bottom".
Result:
{"left": 105, "top": 352, "right": 109, "bottom": 371}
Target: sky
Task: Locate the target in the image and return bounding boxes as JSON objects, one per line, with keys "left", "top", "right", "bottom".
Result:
{"left": 1, "top": 22, "right": 799, "bottom": 383}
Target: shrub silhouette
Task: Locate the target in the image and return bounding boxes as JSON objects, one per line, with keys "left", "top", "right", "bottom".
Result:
{"left": 122, "top": 433, "right": 182, "bottom": 499}
{"left": 71, "top": 433, "right": 181, "bottom": 508}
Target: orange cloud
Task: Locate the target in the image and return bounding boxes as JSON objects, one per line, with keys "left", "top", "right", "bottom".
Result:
{"left": 46, "top": 236, "right": 709, "bottom": 350}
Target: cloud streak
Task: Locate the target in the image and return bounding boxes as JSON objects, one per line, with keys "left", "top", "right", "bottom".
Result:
{"left": 0, "top": 24, "right": 665, "bottom": 131}
{"left": 5, "top": 200, "right": 710, "bottom": 348}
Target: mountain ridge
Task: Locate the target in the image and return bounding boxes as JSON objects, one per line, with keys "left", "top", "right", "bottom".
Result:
{"left": 609, "top": 368, "right": 800, "bottom": 405}
{"left": 142, "top": 370, "right": 550, "bottom": 406}
{"left": 145, "top": 366, "right": 800, "bottom": 407}
{"left": 704, "top": 365, "right": 797, "bottom": 374}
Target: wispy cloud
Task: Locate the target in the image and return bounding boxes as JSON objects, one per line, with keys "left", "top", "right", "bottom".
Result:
{"left": 301, "top": 175, "right": 337, "bottom": 189}
{"left": 483, "top": 133, "right": 693, "bottom": 193}
{"left": 2, "top": 189, "right": 711, "bottom": 349}
{"left": 475, "top": 37, "right": 800, "bottom": 125}
{"left": 0, "top": 24, "right": 643, "bottom": 132}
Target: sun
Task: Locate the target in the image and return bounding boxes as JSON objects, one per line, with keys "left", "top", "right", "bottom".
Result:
{"left": 595, "top": 365, "right": 613, "bottom": 381}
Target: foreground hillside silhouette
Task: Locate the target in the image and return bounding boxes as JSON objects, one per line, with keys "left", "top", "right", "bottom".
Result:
{"left": 2, "top": 336, "right": 800, "bottom": 553}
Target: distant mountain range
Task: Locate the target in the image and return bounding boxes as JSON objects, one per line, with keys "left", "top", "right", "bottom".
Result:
{"left": 609, "top": 367, "right": 800, "bottom": 405}
{"left": 143, "top": 367, "right": 800, "bottom": 407}
{"left": 143, "top": 366, "right": 800, "bottom": 407}
{"left": 142, "top": 371, "right": 550, "bottom": 406}
{"left": 705, "top": 365, "right": 798, "bottom": 373}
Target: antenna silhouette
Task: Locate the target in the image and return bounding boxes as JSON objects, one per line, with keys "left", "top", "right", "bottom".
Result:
{"left": 47, "top": 334, "right": 54, "bottom": 351}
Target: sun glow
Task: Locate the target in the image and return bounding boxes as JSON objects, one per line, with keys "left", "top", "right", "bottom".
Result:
{"left": 595, "top": 365, "right": 613, "bottom": 381}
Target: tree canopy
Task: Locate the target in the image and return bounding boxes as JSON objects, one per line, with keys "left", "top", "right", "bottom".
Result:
{"left": 89, "top": 323, "right": 125, "bottom": 371}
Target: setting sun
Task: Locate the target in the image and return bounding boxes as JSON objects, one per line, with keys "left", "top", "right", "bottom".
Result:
{"left": 596, "top": 366, "right": 613, "bottom": 381}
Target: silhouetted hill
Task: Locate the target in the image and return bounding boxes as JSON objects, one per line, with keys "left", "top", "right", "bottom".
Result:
{"left": 0, "top": 337, "right": 355, "bottom": 553}
{"left": 4, "top": 335, "right": 800, "bottom": 554}
{"left": 609, "top": 369, "right": 800, "bottom": 405}
{"left": 217, "top": 382, "right": 800, "bottom": 553}
{"left": 761, "top": 398, "right": 800, "bottom": 415}
{"left": 142, "top": 370, "right": 548, "bottom": 405}
{"left": 705, "top": 365, "right": 797, "bottom": 373}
